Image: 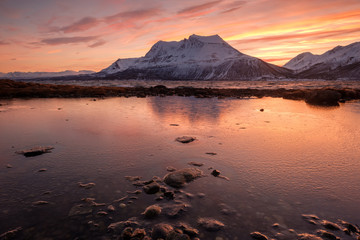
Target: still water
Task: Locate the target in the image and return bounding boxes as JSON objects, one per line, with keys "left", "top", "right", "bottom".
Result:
{"left": 0, "top": 96, "right": 360, "bottom": 239}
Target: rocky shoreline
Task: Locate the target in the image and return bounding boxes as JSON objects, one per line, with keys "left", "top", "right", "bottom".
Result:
{"left": 1, "top": 79, "right": 360, "bottom": 106}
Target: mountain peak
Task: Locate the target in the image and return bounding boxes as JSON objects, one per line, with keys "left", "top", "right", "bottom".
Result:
{"left": 188, "top": 34, "right": 225, "bottom": 44}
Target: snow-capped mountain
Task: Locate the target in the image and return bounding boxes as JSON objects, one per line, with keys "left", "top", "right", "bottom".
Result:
{"left": 0, "top": 70, "right": 95, "bottom": 79}
{"left": 284, "top": 42, "right": 360, "bottom": 79}
{"left": 99, "top": 34, "right": 292, "bottom": 80}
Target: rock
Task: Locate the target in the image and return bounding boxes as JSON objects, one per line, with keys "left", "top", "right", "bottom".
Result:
{"left": 142, "top": 205, "right": 162, "bottom": 219}
{"left": 197, "top": 218, "right": 224, "bottom": 231}
{"left": 305, "top": 89, "right": 341, "bottom": 106}
{"left": 250, "top": 231, "right": 268, "bottom": 240}
{"left": 0, "top": 227, "right": 22, "bottom": 239}
{"left": 338, "top": 219, "right": 359, "bottom": 233}
{"left": 38, "top": 168, "right": 47, "bottom": 172}
{"left": 78, "top": 182, "right": 96, "bottom": 189}
{"left": 121, "top": 227, "right": 133, "bottom": 239}
{"left": 164, "top": 191, "right": 175, "bottom": 200}
{"left": 170, "top": 124, "right": 179, "bottom": 126}
{"left": 6, "top": 164, "right": 12, "bottom": 168}
{"left": 317, "top": 229, "right": 339, "bottom": 240}
{"left": 81, "top": 198, "right": 105, "bottom": 206}
{"left": 119, "top": 203, "right": 127, "bottom": 208}
{"left": 32, "top": 201, "right": 49, "bottom": 206}
{"left": 302, "top": 214, "right": 320, "bottom": 224}
{"left": 97, "top": 211, "right": 108, "bottom": 216}
{"left": 163, "top": 203, "right": 189, "bottom": 218}
{"left": 127, "top": 190, "right": 142, "bottom": 194}
{"left": 176, "top": 136, "right": 196, "bottom": 144}
{"left": 114, "top": 195, "right": 128, "bottom": 202}
{"left": 143, "top": 182, "right": 160, "bottom": 194}
{"left": 211, "top": 169, "right": 220, "bottom": 177}
{"left": 151, "top": 223, "right": 174, "bottom": 239}
{"left": 188, "top": 162, "right": 204, "bottom": 167}
{"left": 108, "top": 219, "right": 140, "bottom": 234}
{"left": 205, "top": 152, "right": 217, "bottom": 155}
{"left": 321, "top": 220, "right": 341, "bottom": 231}
{"left": 125, "top": 176, "right": 141, "bottom": 181}
{"left": 167, "top": 166, "right": 177, "bottom": 172}
{"left": 107, "top": 205, "right": 115, "bottom": 212}
{"left": 297, "top": 233, "right": 323, "bottom": 240}
{"left": 163, "top": 168, "right": 203, "bottom": 188}
{"left": 132, "top": 228, "right": 147, "bottom": 239}
{"left": 260, "top": 108, "right": 264, "bottom": 112}
{"left": 167, "top": 231, "right": 191, "bottom": 240}
{"left": 177, "top": 223, "right": 199, "bottom": 237}
{"left": 68, "top": 204, "right": 93, "bottom": 216}
{"left": 197, "top": 193, "right": 206, "bottom": 198}
{"left": 16, "top": 146, "right": 54, "bottom": 157}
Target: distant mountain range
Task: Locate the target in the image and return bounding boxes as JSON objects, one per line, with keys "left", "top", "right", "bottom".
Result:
{"left": 1, "top": 35, "right": 359, "bottom": 80}
{"left": 0, "top": 70, "right": 95, "bottom": 79}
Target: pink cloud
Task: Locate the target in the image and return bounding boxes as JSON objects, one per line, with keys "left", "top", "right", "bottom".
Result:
{"left": 88, "top": 39, "right": 106, "bottom": 48}
{"left": 41, "top": 36, "right": 98, "bottom": 45}
{"left": 60, "top": 17, "right": 101, "bottom": 33}
{"left": 177, "top": 0, "right": 222, "bottom": 15}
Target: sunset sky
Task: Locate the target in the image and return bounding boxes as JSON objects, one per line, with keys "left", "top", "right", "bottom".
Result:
{"left": 0, "top": 0, "right": 359, "bottom": 72}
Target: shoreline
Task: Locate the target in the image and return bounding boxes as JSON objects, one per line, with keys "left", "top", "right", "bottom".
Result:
{"left": 1, "top": 79, "right": 360, "bottom": 106}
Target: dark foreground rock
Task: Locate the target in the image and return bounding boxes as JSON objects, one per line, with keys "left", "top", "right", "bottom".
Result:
{"left": 250, "top": 231, "right": 269, "bottom": 240}
{"left": 2, "top": 80, "right": 359, "bottom": 107}
{"left": 197, "top": 218, "right": 225, "bottom": 231}
{"left": 176, "top": 136, "right": 196, "bottom": 144}
{"left": 16, "top": 146, "right": 54, "bottom": 157}
{"left": 163, "top": 168, "right": 203, "bottom": 188}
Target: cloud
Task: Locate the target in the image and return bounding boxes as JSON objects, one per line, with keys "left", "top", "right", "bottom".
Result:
{"left": 221, "top": 0, "right": 246, "bottom": 14}
{"left": 0, "top": 40, "right": 9, "bottom": 45}
{"left": 105, "top": 8, "right": 161, "bottom": 23}
{"left": 88, "top": 39, "right": 106, "bottom": 48}
{"left": 41, "top": 36, "right": 98, "bottom": 45}
{"left": 60, "top": 17, "right": 101, "bottom": 33}
{"left": 177, "top": 0, "right": 222, "bottom": 15}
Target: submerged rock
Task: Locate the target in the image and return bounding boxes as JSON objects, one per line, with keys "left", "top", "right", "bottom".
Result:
{"left": 197, "top": 218, "right": 224, "bottom": 231}
{"left": 163, "top": 203, "right": 189, "bottom": 218}
{"left": 68, "top": 204, "right": 93, "bottom": 216}
{"left": 316, "top": 229, "right": 339, "bottom": 240}
{"left": 338, "top": 219, "right": 359, "bottom": 233}
{"left": 163, "top": 168, "right": 203, "bottom": 188}
{"left": 78, "top": 182, "right": 96, "bottom": 189}
{"left": 143, "top": 182, "right": 160, "bottom": 194}
{"left": 16, "top": 146, "right": 54, "bottom": 157}
{"left": 188, "top": 161, "right": 204, "bottom": 167}
{"left": 167, "top": 166, "right": 177, "bottom": 172}
{"left": 321, "top": 220, "right": 341, "bottom": 231}
{"left": 305, "top": 89, "right": 341, "bottom": 106}
{"left": 142, "top": 205, "right": 162, "bottom": 219}
{"left": 151, "top": 223, "right": 174, "bottom": 239}
{"left": 176, "top": 136, "right": 196, "bottom": 144}
{"left": 32, "top": 201, "right": 49, "bottom": 206}
{"left": 177, "top": 223, "right": 199, "bottom": 237}
{"left": 108, "top": 219, "right": 140, "bottom": 234}
{"left": 250, "top": 231, "right": 268, "bottom": 240}
{"left": 297, "top": 233, "right": 323, "bottom": 240}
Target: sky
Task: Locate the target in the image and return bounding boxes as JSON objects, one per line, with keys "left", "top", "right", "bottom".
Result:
{"left": 0, "top": 0, "right": 359, "bottom": 72}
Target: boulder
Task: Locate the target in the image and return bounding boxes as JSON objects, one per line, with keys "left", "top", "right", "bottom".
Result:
{"left": 163, "top": 168, "right": 203, "bottom": 188}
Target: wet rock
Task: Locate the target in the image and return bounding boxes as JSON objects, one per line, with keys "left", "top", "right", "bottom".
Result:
{"left": 338, "top": 219, "right": 359, "bottom": 233}
{"left": 121, "top": 227, "right": 133, "bottom": 239}
{"left": 151, "top": 223, "right": 174, "bottom": 239}
{"left": 176, "top": 136, "right": 196, "bottom": 144}
{"left": 129, "top": 196, "right": 138, "bottom": 200}
{"left": 211, "top": 169, "right": 220, "bottom": 177}
{"left": 197, "top": 218, "right": 225, "bottom": 231}
{"left": 177, "top": 223, "right": 199, "bottom": 237}
{"left": 164, "top": 190, "right": 175, "bottom": 200}
{"left": 302, "top": 214, "right": 320, "bottom": 224}
{"left": 167, "top": 166, "right": 177, "bottom": 172}
{"left": 143, "top": 182, "right": 160, "bottom": 194}
{"left": 321, "top": 220, "right": 341, "bottom": 231}
{"left": 107, "top": 205, "right": 115, "bottom": 212}
{"left": 188, "top": 162, "right": 204, "bottom": 167}
{"left": 6, "top": 164, "right": 12, "bottom": 168}
{"left": 170, "top": 124, "right": 179, "bottom": 126}
{"left": 119, "top": 203, "right": 127, "bottom": 209}
{"left": 167, "top": 231, "right": 191, "bottom": 240}
{"left": 297, "top": 233, "right": 323, "bottom": 240}
{"left": 132, "top": 228, "right": 147, "bottom": 239}
{"left": 32, "top": 201, "right": 49, "bottom": 206}
{"left": 78, "top": 182, "right": 95, "bottom": 189}
{"left": 205, "top": 152, "right": 217, "bottom": 155}
{"left": 16, "top": 146, "right": 54, "bottom": 157}
{"left": 68, "top": 204, "right": 93, "bottom": 216}
{"left": 38, "top": 168, "right": 47, "bottom": 172}
{"left": 81, "top": 198, "right": 105, "bottom": 207}
{"left": 125, "top": 176, "right": 141, "bottom": 181}
{"left": 260, "top": 108, "right": 264, "bottom": 112}
{"left": 142, "top": 205, "right": 162, "bottom": 219}
{"left": 114, "top": 195, "right": 128, "bottom": 202}
{"left": 97, "top": 211, "right": 108, "bottom": 216}
{"left": 197, "top": 193, "right": 206, "bottom": 198}
{"left": 305, "top": 89, "right": 341, "bottom": 106}
{"left": 163, "top": 203, "right": 189, "bottom": 218}
{"left": 127, "top": 190, "right": 142, "bottom": 194}
{"left": 0, "top": 227, "right": 22, "bottom": 239}
{"left": 250, "top": 231, "right": 268, "bottom": 240}
{"left": 108, "top": 219, "right": 140, "bottom": 234}
{"left": 163, "top": 168, "right": 203, "bottom": 188}
{"left": 317, "top": 229, "right": 339, "bottom": 240}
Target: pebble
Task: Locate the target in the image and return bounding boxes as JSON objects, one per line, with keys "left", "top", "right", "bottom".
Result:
{"left": 197, "top": 218, "right": 225, "bottom": 231}
{"left": 119, "top": 203, "right": 126, "bottom": 208}
{"left": 107, "top": 205, "right": 115, "bottom": 212}
{"left": 211, "top": 169, "right": 220, "bottom": 177}
{"left": 6, "top": 164, "right": 12, "bottom": 168}
{"left": 78, "top": 182, "right": 96, "bottom": 189}
{"left": 38, "top": 168, "right": 47, "bottom": 172}
{"left": 142, "top": 205, "right": 162, "bottom": 219}
{"left": 188, "top": 161, "right": 204, "bottom": 167}
{"left": 250, "top": 231, "right": 268, "bottom": 240}
{"left": 176, "top": 136, "right": 196, "bottom": 143}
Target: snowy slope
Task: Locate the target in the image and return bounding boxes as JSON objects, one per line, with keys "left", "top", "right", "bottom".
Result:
{"left": 0, "top": 70, "right": 95, "bottom": 79}
{"left": 100, "top": 34, "right": 292, "bottom": 80}
{"left": 284, "top": 42, "right": 360, "bottom": 72}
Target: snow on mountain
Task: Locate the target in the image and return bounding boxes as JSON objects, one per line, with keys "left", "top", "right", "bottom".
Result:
{"left": 100, "top": 34, "right": 292, "bottom": 80}
{"left": 0, "top": 70, "right": 95, "bottom": 79}
{"left": 284, "top": 42, "right": 360, "bottom": 72}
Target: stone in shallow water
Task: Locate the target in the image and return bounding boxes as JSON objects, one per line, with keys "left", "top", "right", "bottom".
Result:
{"left": 176, "top": 136, "right": 196, "bottom": 143}
{"left": 68, "top": 204, "right": 93, "bottom": 216}
{"left": 16, "top": 146, "right": 54, "bottom": 157}
{"left": 197, "top": 218, "right": 224, "bottom": 231}
{"left": 320, "top": 220, "right": 341, "bottom": 231}
{"left": 297, "top": 233, "right": 323, "bottom": 240}
{"left": 143, "top": 182, "right": 160, "bottom": 194}
{"left": 32, "top": 201, "right": 49, "bottom": 206}
{"left": 108, "top": 219, "right": 140, "bottom": 234}
{"left": 151, "top": 223, "right": 174, "bottom": 239}
{"left": 142, "top": 205, "right": 162, "bottom": 219}
{"left": 0, "top": 227, "right": 22, "bottom": 239}
{"left": 250, "top": 231, "right": 268, "bottom": 240}
{"left": 305, "top": 89, "right": 341, "bottom": 106}
{"left": 78, "top": 182, "right": 96, "bottom": 189}
{"left": 188, "top": 161, "right": 204, "bottom": 167}
{"left": 316, "top": 229, "right": 339, "bottom": 240}
{"left": 163, "top": 168, "right": 203, "bottom": 188}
